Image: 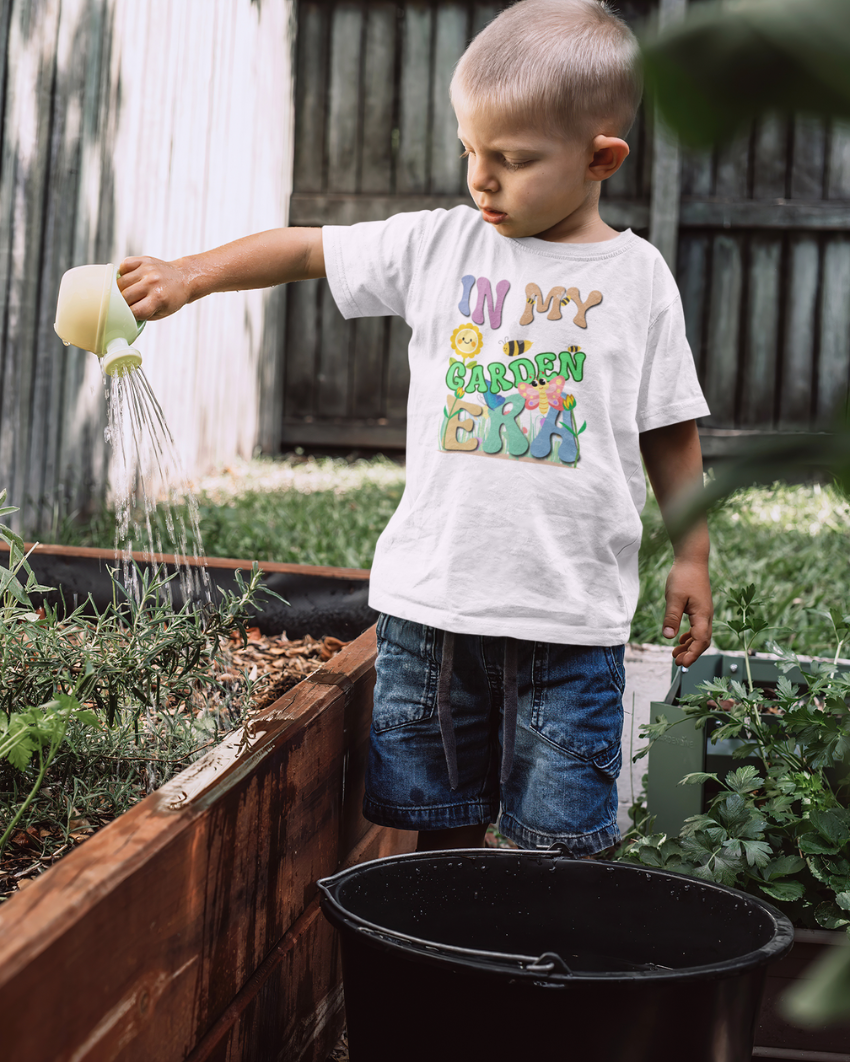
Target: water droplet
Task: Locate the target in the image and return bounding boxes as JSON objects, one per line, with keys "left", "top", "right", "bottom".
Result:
{"left": 62, "top": 339, "right": 70, "bottom": 346}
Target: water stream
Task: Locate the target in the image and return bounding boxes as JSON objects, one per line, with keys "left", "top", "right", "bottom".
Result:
{"left": 102, "top": 366, "right": 211, "bottom": 606}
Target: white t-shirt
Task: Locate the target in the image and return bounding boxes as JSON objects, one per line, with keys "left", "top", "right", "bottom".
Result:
{"left": 323, "top": 206, "right": 709, "bottom": 646}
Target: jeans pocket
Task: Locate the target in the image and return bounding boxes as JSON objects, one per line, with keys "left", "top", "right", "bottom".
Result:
{"left": 529, "top": 643, "right": 625, "bottom": 762}
{"left": 372, "top": 615, "right": 438, "bottom": 733}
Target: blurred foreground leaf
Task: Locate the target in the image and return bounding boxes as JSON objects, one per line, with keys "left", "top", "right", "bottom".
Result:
{"left": 641, "top": 0, "right": 850, "bottom": 147}
{"left": 668, "top": 425, "right": 850, "bottom": 541}
{"left": 782, "top": 943, "right": 850, "bottom": 1026}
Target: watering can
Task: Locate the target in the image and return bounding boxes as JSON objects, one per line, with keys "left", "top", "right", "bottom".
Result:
{"left": 54, "top": 264, "right": 145, "bottom": 376}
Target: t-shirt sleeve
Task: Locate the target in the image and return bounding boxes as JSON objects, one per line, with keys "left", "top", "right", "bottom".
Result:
{"left": 322, "top": 210, "right": 431, "bottom": 320}
{"left": 636, "top": 296, "right": 710, "bottom": 432}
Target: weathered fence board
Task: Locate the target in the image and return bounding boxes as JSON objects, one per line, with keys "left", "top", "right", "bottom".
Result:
{"left": 285, "top": 0, "right": 850, "bottom": 455}
{"left": 0, "top": 0, "right": 295, "bottom": 535}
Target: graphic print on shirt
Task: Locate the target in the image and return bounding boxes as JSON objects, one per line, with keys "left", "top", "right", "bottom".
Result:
{"left": 440, "top": 273, "right": 601, "bottom": 467}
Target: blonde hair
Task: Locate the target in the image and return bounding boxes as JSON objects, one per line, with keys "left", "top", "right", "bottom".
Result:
{"left": 451, "top": 0, "right": 642, "bottom": 142}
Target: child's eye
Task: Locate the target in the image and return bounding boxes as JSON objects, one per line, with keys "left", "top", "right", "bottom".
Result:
{"left": 460, "top": 149, "right": 471, "bottom": 160}
{"left": 502, "top": 157, "right": 531, "bottom": 170}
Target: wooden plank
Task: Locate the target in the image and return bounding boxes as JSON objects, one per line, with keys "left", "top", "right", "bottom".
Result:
{"left": 360, "top": 2, "right": 396, "bottom": 196}
{"left": 752, "top": 115, "right": 788, "bottom": 200}
{"left": 471, "top": 2, "right": 499, "bottom": 36}
{"left": 677, "top": 233, "right": 709, "bottom": 381}
{"left": 280, "top": 418, "right": 407, "bottom": 450}
{"left": 678, "top": 198, "right": 850, "bottom": 230}
{"left": 386, "top": 314, "right": 412, "bottom": 421}
{"left": 30, "top": 0, "right": 91, "bottom": 535}
{"left": 0, "top": 0, "right": 61, "bottom": 531}
{"left": 351, "top": 314, "right": 387, "bottom": 421}
{"left": 714, "top": 132, "right": 750, "bottom": 199}
{"left": 396, "top": 1, "right": 432, "bottom": 195}
{"left": 316, "top": 281, "right": 352, "bottom": 419}
{"left": 816, "top": 236, "right": 850, "bottom": 426}
{"left": 326, "top": 2, "right": 363, "bottom": 194}
{"left": 680, "top": 148, "right": 714, "bottom": 197}
{"left": 293, "top": 0, "right": 329, "bottom": 193}
{"left": 740, "top": 236, "right": 782, "bottom": 426}
{"left": 779, "top": 235, "right": 820, "bottom": 429}
{"left": 697, "top": 427, "right": 832, "bottom": 460}
{"left": 828, "top": 120, "right": 850, "bottom": 199}
{"left": 290, "top": 191, "right": 649, "bottom": 229}
{"left": 284, "top": 277, "right": 321, "bottom": 419}
{"left": 648, "top": 0, "right": 686, "bottom": 271}
{"left": 186, "top": 823, "right": 416, "bottom": 1062}
{"left": 649, "top": 120, "right": 680, "bottom": 270}
{"left": 429, "top": 4, "right": 468, "bottom": 196}
{"left": 703, "top": 234, "right": 743, "bottom": 427}
{"left": 790, "top": 115, "right": 827, "bottom": 200}
{"left": 0, "top": 626, "right": 385, "bottom": 1062}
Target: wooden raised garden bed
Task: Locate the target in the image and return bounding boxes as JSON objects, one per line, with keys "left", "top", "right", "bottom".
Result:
{"left": 0, "top": 545, "right": 416, "bottom": 1062}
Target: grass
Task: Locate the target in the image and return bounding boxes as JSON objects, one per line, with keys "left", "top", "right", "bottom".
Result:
{"left": 54, "top": 453, "right": 850, "bottom": 657}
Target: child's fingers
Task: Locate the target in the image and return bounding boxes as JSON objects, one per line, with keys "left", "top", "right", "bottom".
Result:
{"left": 661, "top": 601, "right": 683, "bottom": 641}
{"left": 670, "top": 611, "right": 712, "bottom": 668}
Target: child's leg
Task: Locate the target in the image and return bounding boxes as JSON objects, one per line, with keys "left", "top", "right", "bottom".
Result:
{"left": 497, "top": 642, "right": 625, "bottom": 855}
{"left": 415, "top": 823, "right": 488, "bottom": 851}
{"left": 363, "top": 614, "right": 501, "bottom": 842}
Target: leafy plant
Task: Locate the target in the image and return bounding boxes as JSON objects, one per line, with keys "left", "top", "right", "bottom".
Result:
{"left": 621, "top": 586, "right": 850, "bottom": 936}
{"left": 0, "top": 490, "right": 279, "bottom": 867}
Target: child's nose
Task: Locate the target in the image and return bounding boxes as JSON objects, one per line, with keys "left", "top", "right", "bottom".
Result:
{"left": 468, "top": 157, "right": 498, "bottom": 193}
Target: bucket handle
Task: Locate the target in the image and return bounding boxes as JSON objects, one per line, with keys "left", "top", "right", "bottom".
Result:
{"left": 318, "top": 881, "right": 573, "bottom": 976}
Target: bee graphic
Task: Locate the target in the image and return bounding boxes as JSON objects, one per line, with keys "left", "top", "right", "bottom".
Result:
{"left": 560, "top": 293, "right": 571, "bottom": 310}
{"left": 517, "top": 374, "right": 567, "bottom": 417}
{"left": 502, "top": 338, "right": 533, "bottom": 357}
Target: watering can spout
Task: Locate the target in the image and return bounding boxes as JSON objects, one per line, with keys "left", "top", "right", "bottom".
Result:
{"left": 54, "top": 263, "right": 146, "bottom": 376}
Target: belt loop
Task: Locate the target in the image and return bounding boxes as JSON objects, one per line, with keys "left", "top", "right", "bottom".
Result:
{"left": 437, "top": 630, "right": 459, "bottom": 790}
{"left": 502, "top": 637, "right": 518, "bottom": 785}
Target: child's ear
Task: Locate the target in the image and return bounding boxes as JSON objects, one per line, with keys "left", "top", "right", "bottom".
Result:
{"left": 587, "top": 136, "right": 630, "bottom": 182}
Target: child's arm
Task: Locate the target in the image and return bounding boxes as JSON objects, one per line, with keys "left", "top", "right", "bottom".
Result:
{"left": 117, "top": 228, "right": 326, "bottom": 321}
{"left": 639, "top": 419, "right": 713, "bottom": 668}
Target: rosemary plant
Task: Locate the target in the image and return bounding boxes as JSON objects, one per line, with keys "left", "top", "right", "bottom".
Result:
{"left": 0, "top": 490, "right": 278, "bottom": 866}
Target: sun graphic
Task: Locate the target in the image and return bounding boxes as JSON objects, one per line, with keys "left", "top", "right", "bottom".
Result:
{"left": 450, "top": 323, "right": 484, "bottom": 361}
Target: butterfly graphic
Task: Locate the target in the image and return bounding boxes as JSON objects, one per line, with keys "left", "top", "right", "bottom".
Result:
{"left": 517, "top": 375, "right": 567, "bottom": 417}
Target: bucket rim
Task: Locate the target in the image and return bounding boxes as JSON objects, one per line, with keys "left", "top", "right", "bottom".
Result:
{"left": 318, "top": 849, "right": 795, "bottom": 985}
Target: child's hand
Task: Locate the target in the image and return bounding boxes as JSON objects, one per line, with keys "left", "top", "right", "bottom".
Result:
{"left": 117, "top": 256, "right": 193, "bottom": 321}
{"left": 662, "top": 556, "right": 713, "bottom": 668}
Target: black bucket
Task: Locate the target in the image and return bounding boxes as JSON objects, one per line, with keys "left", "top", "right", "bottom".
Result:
{"left": 318, "top": 849, "right": 794, "bottom": 1062}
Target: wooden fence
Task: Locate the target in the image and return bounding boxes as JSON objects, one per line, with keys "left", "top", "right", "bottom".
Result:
{"left": 284, "top": 0, "right": 850, "bottom": 457}
{"left": 0, "top": 0, "right": 295, "bottom": 535}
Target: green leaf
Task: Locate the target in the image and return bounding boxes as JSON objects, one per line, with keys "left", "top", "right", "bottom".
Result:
{"left": 638, "top": 847, "right": 663, "bottom": 867}
{"left": 73, "top": 710, "right": 101, "bottom": 728}
{"left": 835, "top": 892, "right": 850, "bottom": 912}
{"left": 811, "top": 809, "right": 850, "bottom": 847}
{"left": 5, "top": 733, "right": 36, "bottom": 772}
{"left": 815, "top": 901, "right": 850, "bottom": 930}
{"left": 740, "top": 839, "right": 773, "bottom": 868}
{"left": 759, "top": 880, "right": 807, "bottom": 903}
{"left": 764, "top": 854, "right": 806, "bottom": 880}
{"left": 725, "top": 765, "right": 764, "bottom": 793}
{"left": 800, "top": 834, "right": 841, "bottom": 856}
{"left": 678, "top": 771, "right": 720, "bottom": 786}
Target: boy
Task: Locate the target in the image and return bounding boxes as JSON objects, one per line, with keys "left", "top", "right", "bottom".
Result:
{"left": 118, "top": 0, "right": 712, "bottom": 857}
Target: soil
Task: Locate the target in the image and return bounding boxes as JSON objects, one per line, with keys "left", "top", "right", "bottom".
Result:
{"left": 0, "top": 629, "right": 347, "bottom": 900}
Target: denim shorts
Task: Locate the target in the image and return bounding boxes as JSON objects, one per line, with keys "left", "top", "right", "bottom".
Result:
{"left": 364, "top": 613, "right": 625, "bottom": 857}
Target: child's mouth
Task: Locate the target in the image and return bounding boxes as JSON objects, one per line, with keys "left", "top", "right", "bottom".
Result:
{"left": 481, "top": 207, "right": 508, "bottom": 224}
